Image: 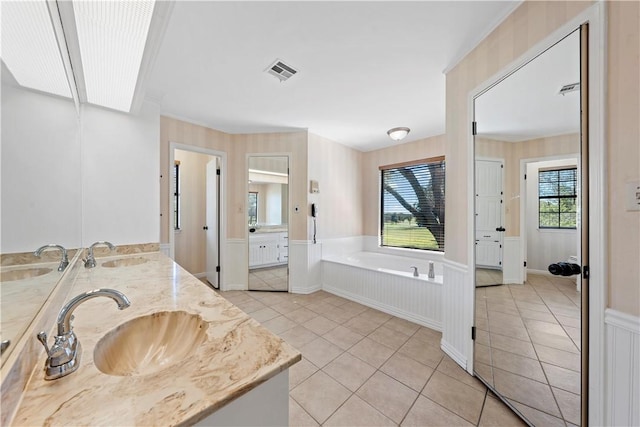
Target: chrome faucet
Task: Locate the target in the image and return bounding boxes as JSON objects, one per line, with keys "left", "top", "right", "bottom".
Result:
{"left": 37, "top": 288, "right": 130, "bottom": 380}
{"left": 410, "top": 266, "right": 419, "bottom": 277}
{"left": 84, "top": 241, "right": 116, "bottom": 268}
{"left": 34, "top": 244, "right": 69, "bottom": 272}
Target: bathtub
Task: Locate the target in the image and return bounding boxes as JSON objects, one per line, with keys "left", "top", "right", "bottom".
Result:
{"left": 322, "top": 252, "right": 443, "bottom": 330}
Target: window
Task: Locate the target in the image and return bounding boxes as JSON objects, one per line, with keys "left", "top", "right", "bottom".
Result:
{"left": 248, "top": 192, "right": 258, "bottom": 225}
{"left": 538, "top": 167, "right": 577, "bottom": 229}
{"left": 380, "top": 157, "right": 445, "bottom": 251}
{"left": 173, "top": 161, "right": 181, "bottom": 230}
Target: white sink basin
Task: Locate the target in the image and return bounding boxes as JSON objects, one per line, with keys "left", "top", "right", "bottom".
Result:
{"left": 93, "top": 311, "right": 208, "bottom": 376}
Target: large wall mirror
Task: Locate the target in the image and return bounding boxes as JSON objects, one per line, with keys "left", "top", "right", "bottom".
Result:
{"left": 247, "top": 156, "right": 289, "bottom": 292}
{"left": 473, "top": 30, "right": 585, "bottom": 426}
{"left": 1, "top": 68, "right": 83, "bottom": 363}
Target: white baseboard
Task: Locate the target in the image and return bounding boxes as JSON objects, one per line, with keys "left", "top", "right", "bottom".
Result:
{"left": 290, "top": 284, "right": 322, "bottom": 295}
{"left": 323, "top": 284, "right": 442, "bottom": 331}
{"left": 441, "top": 339, "right": 467, "bottom": 368}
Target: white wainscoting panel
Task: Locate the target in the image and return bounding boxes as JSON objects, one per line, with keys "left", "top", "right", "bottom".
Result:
{"left": 322, "top": 261, "right": 442, "bottom": 330}
{"left": 289, "top": 240, "right": 322, "bottom": 294}
{"left": 442, "top": 259, "right": 471, "bottom": 370}
{"left": 503, "top": 237, "right": 523, "bottom": 284}
{"left": 222, "top": 239, "right": 247, "bottom": 291}
{"left": 605, "top": 309, "right": 640, "bottom": 427}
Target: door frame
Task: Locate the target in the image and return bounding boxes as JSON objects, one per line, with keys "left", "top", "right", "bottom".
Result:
{"left": 169, "top": 142, "right": 227, "bottom": 287}
{"left": 465, "top": 3, "right": 606, "bottom": 424}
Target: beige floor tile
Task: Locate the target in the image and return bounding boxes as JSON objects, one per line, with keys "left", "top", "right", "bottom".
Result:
{"left": 488, "top": 333, "right": 537, "bottom": 359}
{"left": 286, "top": 307, "right": 319, "bottom": 324}
{"left": 412, "top": 326, "right": 442, "bottom": 345}
{"left": 356, "top": 371, "right": 418, "bottom": 423}
{"left": 518, "top": 308, "right": 558, "bottom": 323}
{"left": 289, "top": 357, "right": 319, "bottom": 390}
{"left": 260, "top": 315, "right": 298, "bottom": 335}
{"left": 478, "top": 396, "right": 528, "bottom": 426}
{"left": 303, "top": 315, "right": 339, "bottom": 335}
{"left": 289, "top": 397, "right": 319, "bottom": 427}
{"left": 542, "top": 362, "right": 581, "bottom": 394}
{"left": 487, "top": 321, "right": 530, "bottom": 341}
{"left": 422, "top": 371, "right": 486, "bottom": 424}
{"left": 344, "top": 315, "right": 382, "bottom": 336}
{"left": 528, "top": 329, "right": 579, "bottom": 353}
{"left": 556, "top": 314, "right": 581, "bottom": 328}
{"left": 323, "top": 305, "right": 358, "bottom": 323}
{"left": 322, "top": 325, "right": 364, "bottom": 350}
{"left": 402, "top": 395, "right": 474, "bottom": 426}
{"left": 509, "top": 401, "right": 566, "bottom": 427}
{"left": 534, "top": 343, "right": 581, "bottom": 372}
{"left": 436, "top": 356, "right": 486, "bottom": 392}
{"left": 490, "top": 348, "right": 547, "bottom": 383}
{"left": 514, "top": 300, "right": 551, "bottom": 313}
{"left": 299, "top": 337, "right": 343, "bottom": 368}
{"left": 271, "top": 300, "right": 303, "bottom": 315}
{"left": 398, "top": 337, "right": 444, "bottom": 368}
{"left": 380, "top": 352, "right": 434, "bottom": 392}
{"left": 474, "top": 343, "right": 492, "bottom": 366}
{"left": 368, "top": 325, "right": 411, "bottom": 350}
{"left": 474, "top": 361, "right": 494, "bottom": 388}
{"left": 323, "top": 352, "right": 376, "bottom": 392}
{"left": 476, "top": 329, "right": 490, "bottom": 345}
{"left": 359, "top": 309, "right": 393, "bottom": 324}
{"left": 384, "top": 316, "right": 421, "bottom": 336}
{"left": 523, "top": 318, "right": 567, "bottom": 337}
{"left": 306, "top": 301, "right": 336, "bottom": 315}
{"left": 279, "top": 325, "right": 319, "bottom": 349}
{"left": 348, "top": 337, "right": 395, "bottom": 368}
{"left": 233, "top": 298, "right": 265, "bottom": 314}
{"left": 492, "top": 368, "right": 561, "bottom": 417}
{"left": 324, "top": 395, "right": 395, "bottom": 427}
{"left": 322, "top": 295, "right": 350, "bottom": 307}
{"left": 249, "top": 306, "right": 280, "bottom": 323}
{"left": 290, "top": 371, "right": 351, "bottom": 424}
{"left": 553, "top": 387, "right": 581, "bottom": 425}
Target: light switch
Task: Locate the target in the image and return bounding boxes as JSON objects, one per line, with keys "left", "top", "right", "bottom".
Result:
{"left": 626, "top": 181, "right": 640, "bottom": 211}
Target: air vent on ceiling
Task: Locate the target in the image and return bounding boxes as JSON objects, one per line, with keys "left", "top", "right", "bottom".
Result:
{"left": 559, "top": 82, "right": 580, "bottom": 96}
{"left": 265, "top": 59, "right": 298, "bottom": 82}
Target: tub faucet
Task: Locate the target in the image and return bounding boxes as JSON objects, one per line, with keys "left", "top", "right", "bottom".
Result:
{"left": 410, "top": 266, "right": 419, "bottom": 277}
{"left": 34, "top": 244, "right": 69, "bottom": 272}
{"left": 36, "top": 288, "right": 130, "bottom": 380}
{"left": 84, "top": 241, "right": 116, "bottom": 268}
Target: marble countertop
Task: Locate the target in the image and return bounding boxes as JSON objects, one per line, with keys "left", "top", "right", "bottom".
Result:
{"left": 12, "top": 252, "right": 300, "bottom": 426}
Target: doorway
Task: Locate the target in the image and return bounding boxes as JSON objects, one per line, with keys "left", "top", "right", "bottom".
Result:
{"left": 170, "top": 145, "right": 222, "bottom": 289}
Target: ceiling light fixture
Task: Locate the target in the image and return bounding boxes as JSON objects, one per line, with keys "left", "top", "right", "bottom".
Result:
{"left": 387, "top": 127, "right": 410, "bottom": 142}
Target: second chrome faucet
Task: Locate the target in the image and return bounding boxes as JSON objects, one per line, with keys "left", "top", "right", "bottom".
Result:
{"left": 84, "top": 241, "right": 116, "bottom": 268}
{"left": 37, "top": 288, "right": 131, "bottom": 380}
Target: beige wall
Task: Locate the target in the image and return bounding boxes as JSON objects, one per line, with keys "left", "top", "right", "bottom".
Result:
{"left": 160, "top": 116, "right": 307, "bottom": 242}
{"left": 307, "top": 133, "right": 363, "bottom": 239}
{"left": 607, "top": 1, "right": 639, "bottom": 316}
{"left": 173, "top": 150, "right": 216, "bottom": 274}
{"left": 447, "top": 1, "right": 639, "bottom": 316}
{"left": 476, "top": 133, "right": 580, "bottom": 237}
{"left": 362, "top": 134, "right": 446, "bottom": 237}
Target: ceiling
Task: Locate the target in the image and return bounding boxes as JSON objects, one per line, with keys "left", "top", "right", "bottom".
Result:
{"left": 146, "top": 1, "right": 521, "bottom": 151}
{"left": 475, "top": 30, "right": 581, "bottom": 142}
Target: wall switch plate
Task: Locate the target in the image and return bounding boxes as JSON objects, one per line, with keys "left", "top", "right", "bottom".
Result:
{"left": 626, "top": 181, "right": 640, "bottom": 211}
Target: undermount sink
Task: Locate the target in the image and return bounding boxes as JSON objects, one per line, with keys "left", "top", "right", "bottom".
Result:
{"left": 0, "top": 267, "right": 53, "bottom": 282}
{"left": 101, "top": 257, "right": 148, "bottom": 268}
{"left": 93, "top": 311, "right": 208, "bottom": 376}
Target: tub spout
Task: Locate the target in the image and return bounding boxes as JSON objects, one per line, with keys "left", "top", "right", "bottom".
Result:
{"left": 410, "top": 266, "right": 419, "bottom": 277}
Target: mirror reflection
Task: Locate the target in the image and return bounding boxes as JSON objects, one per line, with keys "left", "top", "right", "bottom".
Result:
{"left": 473, "top": 31, "right": 583, "bottom": 425}
{"left": 1, "top": 68, "right": 82, "bottom": 364}
{"left": 247, "top": 156, "right": 289, "bottom": 292}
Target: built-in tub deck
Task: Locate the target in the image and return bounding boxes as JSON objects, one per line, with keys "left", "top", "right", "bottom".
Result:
{"left": 322, "top": 252, "right": 443, "bottom": 331}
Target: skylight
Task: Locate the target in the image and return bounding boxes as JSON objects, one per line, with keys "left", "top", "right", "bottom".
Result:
{"left": 1, "top": 1, "right": 72, "bottom": 98}
{"left": 72, "top": 1, "right": 156, "bottom": 112}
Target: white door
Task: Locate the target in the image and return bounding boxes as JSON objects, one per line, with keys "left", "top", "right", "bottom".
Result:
{"left": 475, "top": 160, "right": 504, "bottom": 268}
{"left": 205, "top": 160, "right": 219, "bottom": 287}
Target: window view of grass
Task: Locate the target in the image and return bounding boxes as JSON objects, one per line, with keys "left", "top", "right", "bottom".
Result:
{"left": 382, "top": 220, "right": 439, "bottom": 250}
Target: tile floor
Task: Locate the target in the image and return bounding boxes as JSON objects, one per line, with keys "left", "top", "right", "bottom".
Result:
{"left": 475, "top": 272, "right": 582, "bottom": 426}
{"left": 221, "top": 289, "right": 528, "bottom": 426}
{"left": 249, "top": 265, "right": 288, "bottom": 291}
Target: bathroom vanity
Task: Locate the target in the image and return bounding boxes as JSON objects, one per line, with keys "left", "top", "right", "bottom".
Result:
{"left": 3, "top": 250, "right": 300, "bottom": 426}
{"left": 248, "top": 228, "right": 288, "bottom": 268}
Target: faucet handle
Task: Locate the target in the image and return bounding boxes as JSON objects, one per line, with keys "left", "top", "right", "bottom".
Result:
{"left": 37, "top": 331, "right": 50, "bottom": 354}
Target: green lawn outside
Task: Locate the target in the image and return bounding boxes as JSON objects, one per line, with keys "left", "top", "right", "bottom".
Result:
{"left": 382, "top": 222, "right": 441, "bottom": 250}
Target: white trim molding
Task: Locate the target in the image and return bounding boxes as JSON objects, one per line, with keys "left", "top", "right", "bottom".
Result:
{"left": 289, "top": 240, "right": 322, "bottom": 294}
{"left": 222, "top": 239, "right": 247, "bottom": 291}
{"left": 605, "top": 309, "right": 640, "bottom": 427}
{"left": 442, "top": 259, "right": 471, "bottom": 370}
